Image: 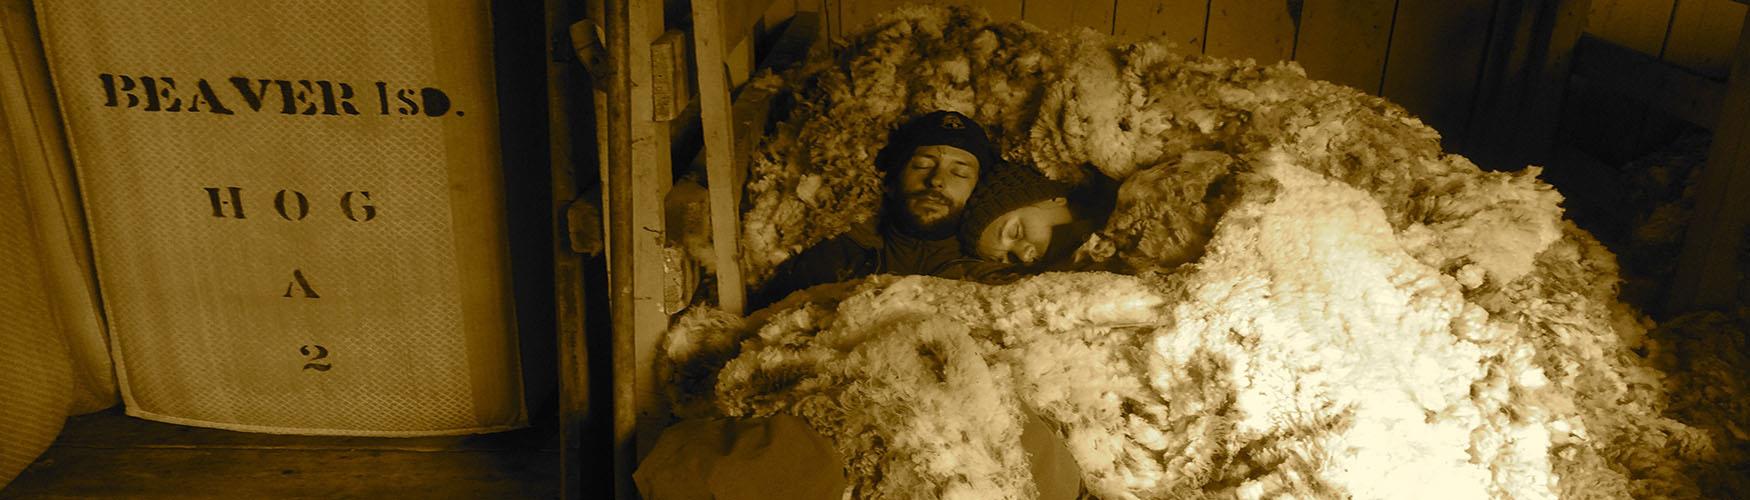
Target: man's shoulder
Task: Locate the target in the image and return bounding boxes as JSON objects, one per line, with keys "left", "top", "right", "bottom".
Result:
{"left": 876, "top": 228, "right": 967, "bottom": 276}
{"left": 842, "top": 216, "right": 884, "bottom": 248}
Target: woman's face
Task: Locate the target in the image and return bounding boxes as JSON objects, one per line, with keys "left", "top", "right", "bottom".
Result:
{"left": 974, "top": 198, "right": 1074, "bottom": 265}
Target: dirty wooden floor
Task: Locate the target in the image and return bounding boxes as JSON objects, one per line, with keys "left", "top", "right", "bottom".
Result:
{"left": 0, "top": 408, "right": 558, "bottom": 499}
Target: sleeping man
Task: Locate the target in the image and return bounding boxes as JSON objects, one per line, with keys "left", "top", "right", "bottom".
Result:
{"left": 638, "top": 111, "right": 1086, "bottom": 500}
{"left": 748, "top": 110, "right": 1007, "bottom": 310}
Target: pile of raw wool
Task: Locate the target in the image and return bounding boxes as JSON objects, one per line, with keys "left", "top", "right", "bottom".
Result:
{"left": 1610, "top": 132, "right": 1709, "bottom": 309}
{"left": 1643, "top": 309, "right": 1750, "bottom": 498}
{"left": 666, "top": 5, "right": 1723, "bottom": 499}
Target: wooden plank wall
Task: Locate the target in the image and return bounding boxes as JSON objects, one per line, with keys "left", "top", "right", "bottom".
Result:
{"left": 1571, "top": 0, "right": 1747, "bottom": 163}
{"left": 797, "top": 0, "right": 1563, "bottom": 159}
{"left": 1669, "top": 10, "right": 1750, "bottom": 313}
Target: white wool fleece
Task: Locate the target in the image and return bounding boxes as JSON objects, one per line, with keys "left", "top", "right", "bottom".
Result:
{"left": 663, "top": 156, "right": 1711, "bottom": 499}
{"left": 735, "top": 5, "right": 1562, "bottom": 296}
{"left": 665, "top": 5, "right": 1714, "bottom": 499}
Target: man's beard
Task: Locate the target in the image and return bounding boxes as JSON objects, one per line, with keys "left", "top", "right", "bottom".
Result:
{"left": 892, "top": 190, "right": 961, "bottom": 237}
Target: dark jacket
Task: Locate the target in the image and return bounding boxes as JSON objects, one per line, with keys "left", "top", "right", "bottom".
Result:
{"left": 749, "top": 218, "right": 1017, "bottom": 311}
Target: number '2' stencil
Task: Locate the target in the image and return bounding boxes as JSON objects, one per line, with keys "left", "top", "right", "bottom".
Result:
{"left": 300, "top": 344, "right": 331, "bottom": 371}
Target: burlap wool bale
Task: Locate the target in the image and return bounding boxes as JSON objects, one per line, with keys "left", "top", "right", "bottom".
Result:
{"left": 36, "top": 0, "right": 525, "bottom": 435}
{"left": 0, "top": 106, "right": 75, "bottom": 489}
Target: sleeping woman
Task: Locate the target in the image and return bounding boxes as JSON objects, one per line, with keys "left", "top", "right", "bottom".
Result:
{"left": 956, "top": 161, "right": 1117, "bottom": 274}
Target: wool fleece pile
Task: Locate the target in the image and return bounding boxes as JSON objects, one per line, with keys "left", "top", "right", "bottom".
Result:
{"left": 663, "top": 6, "right": 1727, "bottom": 499}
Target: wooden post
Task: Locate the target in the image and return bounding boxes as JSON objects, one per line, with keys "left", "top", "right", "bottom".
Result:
{"left": 549, "top": 1, "right": 590, "bottom": 499}
{"left": 693, "top": 0, "right": 746, "bottom": 317}
{"left": 601, "top": 0, "right": 636, "bottom": 497}
{"left": 1667, "top": 9, "right": 1750, "bottom": 313}
{"left": 625, "top": 0, "right": 673, "bottom": 468}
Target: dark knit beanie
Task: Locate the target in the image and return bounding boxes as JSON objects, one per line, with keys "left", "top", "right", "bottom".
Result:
{"left": 875, "top": 110, "right": 999, "bottom": 174}
{"left": 959, "top": 161, "right": 1071, "bottom": 248}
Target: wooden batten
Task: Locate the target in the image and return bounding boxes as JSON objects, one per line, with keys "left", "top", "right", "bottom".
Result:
{"left": 624, "top": 0, "right": 673, "bottom": 473}
{"left": 715, "top": 0, "right": 780, "bottom": 55}
{"left": 650, "top": 30, "right": 691, "bottom": 122}
{"left": 693, "top": 0, "right": 746, "bottom": 317}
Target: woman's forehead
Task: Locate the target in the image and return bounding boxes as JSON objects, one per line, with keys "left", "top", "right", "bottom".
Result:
{"left": 977, "top": 212, "right": 1020, "bottom": 249}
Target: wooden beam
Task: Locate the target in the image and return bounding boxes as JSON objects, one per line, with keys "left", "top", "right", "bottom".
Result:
{"left": 552, "top": 2, "right": 594, "bottom": 499}
{"left": 1570, "top": 34, "right": 1727, "bottom": 129}
{"left": 601, "top": 0, "right": 636, "bottom": 498}
{"left": 693, "top": 10, "right": 823, "bottom": 319}
{"left": 626, "top": 0, "right": 673, "bottom": 468}
{"left": 763, "top": 11, "right": 821, "bottom": 71}
{"left": 694, "top": 0, "right": 746, "bottom": 318}
{"left": 717, "top": 0, "right": 780, "bottom": 54}
{"left": 1667, "top": 8, "right": 1750, "bottom": 313}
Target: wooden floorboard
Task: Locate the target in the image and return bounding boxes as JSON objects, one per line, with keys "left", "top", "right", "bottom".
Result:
{"left": 43, "top": 408, "right": 552, "bottom": 452}
{"left": 1, "top": 409, "right": 562, "bottom": 499}
{"left": 2, "top": 446, "right": 557, "bottom": 499}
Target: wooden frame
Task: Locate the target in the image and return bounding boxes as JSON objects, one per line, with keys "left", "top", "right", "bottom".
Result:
{"left": 588, "top": 0, "right": 814, "bottom": 497}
